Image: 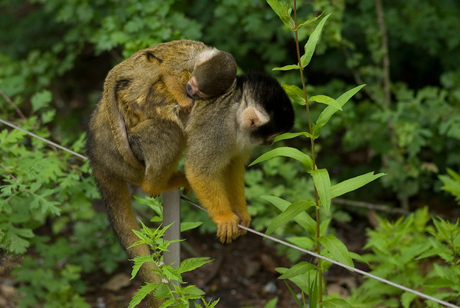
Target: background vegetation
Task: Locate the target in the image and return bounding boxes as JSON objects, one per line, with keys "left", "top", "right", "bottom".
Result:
{"left": 1, "top": 0, "right": 459, "bottom": 307}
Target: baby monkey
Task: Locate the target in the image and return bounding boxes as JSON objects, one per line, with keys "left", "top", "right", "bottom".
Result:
{"left": 142, "top": 40, "right": 236, "bottom": 112}
{"left": 104, "top": 40, "right": 237, "bottom": 170}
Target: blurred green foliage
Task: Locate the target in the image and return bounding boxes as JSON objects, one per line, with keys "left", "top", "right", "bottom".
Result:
{"left": 1, "top": 0, "right": 460, "bottom": 306}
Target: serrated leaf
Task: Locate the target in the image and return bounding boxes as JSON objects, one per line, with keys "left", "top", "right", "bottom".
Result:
{"left": 282, "top": 84, "right": 306, "bottom": 105}
{"left": 401, "top": 291, "right": 417, "bottom": 308}
{"left": 127, "top": 282, "right": 158, "bottom": 308}
{"left": 261, "top": 196, "right": 317, "bottom": 237}
{"left": 331, "top": 172, "right": 386, "bottom": 198}
{"left": 182, "top": 285, "right": 206, "bottom": 296}
{"left": 319, "top": 234, "right": 354, "bottom": 268}
{"left": 311, "top": 168, "right": 331, "bottom": 213}
{"left": 300, "top": 14, "right": 331, "bottom": 68}
{"left": 178, "top": 257, "right": 213, "bottom": 274}
{"left": 309, "top": 95, "right": 342, "bottom": 110}
{"left": 31, "top": 90, "right": 52, "bottom": 112}
{"left": 131, "top": 255, "right": 154, "bottom": 279}
{"left": 274, "top": 132, "right": 313, "bottom": 142}
{"left": 314, "top": 84, "right": 366, "bottom": 136}
{"left": 250, "top": 147, "right": 313, "bottom": 172}
{"left": 273, "top": 64, "right": 301, "bottom": 71}
{"left": 266, "top": 200, "right": 315, "bottom": 235}
{"left": 278, "top": 261, "right": 316, "bottom": 279}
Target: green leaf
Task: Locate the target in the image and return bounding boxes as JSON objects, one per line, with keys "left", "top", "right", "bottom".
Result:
{"left": 128, "top": 282, "right": 158, "bottom": 308}
{"left": 314, "top": 84, "right": 366, "bottom": 137}
{"left": 309, "top": 95, "right": 342, "bottom": 110}
{"left": 31, "top": 90, "right": 52, "bottom": 112}
{"left": 179, "top": 257, "right": 213, "bottom": 274}
{"left": 250, "top": 147, "right": 313, "bottom": 172}
{"left": 264, "top": 297, "right": 278, "bottom": 308}
{"left": 266, "top": 200, "right": 315, "bottom": 235}
{"left": 282, "top": 84, "right": 306, "bottom": 105}
{"left": 330, "top": 172, "right": 386, "bottom": 198}
{"left": 274, "top": 132, "right": 313, "bottom": 143}
{"left": 278, "top": 261, "right": 316, "bottom": 279}
{"left": 297, "top": 13, "right": 324, "bottom": 30}
{"left": 286, "top": 236, "right": 315, "bottom": 250}
{"left": 273, "top": 64, "right": 301, "bottom": 71}
{"left": 266, "top": 0, "right": 295, "bottom": 30}
{"left": 180, "top": 221, "right": 202, "bottom": 232}
{"left": 322, "top": 298, "right": 353, "bottom": 308}
{"left": 284, "top": 281, "right": 302, "bottom": 307}
{"left": 131, "top": 255, "right": 154, "bottom": 279}
{"left": 401, "top": 291, "right": 417, "bottom": 308}
{"left": 311, "top": 168, "right": 331, "bottom": 213}
{"left": 182, "top": 285, "right": 206, "bottom": 296}
{"left": 319, "top": 234, "right": 354, "bottom": 268}
{"left": 261, "top": 196, "right": 317, "bottom": 237}
{"left": 300, "top": 14, "right": 331, "bottom": 67}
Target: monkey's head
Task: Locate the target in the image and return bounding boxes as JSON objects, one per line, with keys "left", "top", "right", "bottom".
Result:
{"left": 187, "top": 50, "right": 237, "bottom": 99}
{"left": 236, "top": 72, "right": 295, "bottom": 146}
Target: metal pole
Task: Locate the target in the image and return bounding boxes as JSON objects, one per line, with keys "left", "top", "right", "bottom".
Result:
{"left": 162, "top": 189, "right": 181, "bottom": 269}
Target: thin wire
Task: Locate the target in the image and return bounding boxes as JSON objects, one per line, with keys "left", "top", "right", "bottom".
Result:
{"left": 0, "top": 118, "right": 88, "bottom": 161}
{"left": 1, "top": 118, "right": 458, "bottom": 308}
{"left": 181, "top": 196, "right": 460, "bottom": 308}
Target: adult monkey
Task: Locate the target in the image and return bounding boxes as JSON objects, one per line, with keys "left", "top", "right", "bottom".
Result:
{"left": 87, "top": 45, "right": 294, "bottom": 305}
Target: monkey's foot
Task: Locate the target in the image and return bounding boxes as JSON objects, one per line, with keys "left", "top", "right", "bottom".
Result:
{"left": 214, "top": 213, "right": 240, "bottom": 243}
{"left": 236, "top": 210, "right": 251, "bottom": 235}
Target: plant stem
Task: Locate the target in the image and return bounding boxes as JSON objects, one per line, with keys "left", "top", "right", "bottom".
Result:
{"left": 293, "top": 0, "right": 323, "bottom": 304}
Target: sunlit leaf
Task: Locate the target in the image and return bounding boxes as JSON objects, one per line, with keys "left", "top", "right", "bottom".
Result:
{"left": 331, "top": 172, "right": 386, "bottom": 198}
{"left": 319, "top": 234, "right": 354, "bottom": 268}
{"left": 309, "top": 95, "right": 342, "bottom": 110}
{"left": 266, "top": 0, "right": 295, "bottom": 30}
{"left": 261, "top": 196, "right": 317, "bottom": 237}
{"left": 314, "top": 84, "right": 366, "bottom": 137}
{"left": 282, "top": 84, "right": 306, "bottom": 105}
{"left": 250, "top": 147, "right": 313, "bottom": 172}
{"left": 274, "top": 132, "right": 313, "bottom": 142}
{"left": 311, "top": 168, "right": 331, "bottom": 213}
{"left": 273, "top": 64, "right": 301, "bottom": 71}
{"left": 300, "top": 14, "right": 331, "bottom": 67}
{"left": 266, "top": 200, "right": 315, "bottom": 235}
{"left": 278, "top": 261, "right": 316, "bottom": 279}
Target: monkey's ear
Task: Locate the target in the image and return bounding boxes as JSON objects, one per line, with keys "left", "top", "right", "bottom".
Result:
{"left": 241, "top": 106, "right": 269, "bottom": 129}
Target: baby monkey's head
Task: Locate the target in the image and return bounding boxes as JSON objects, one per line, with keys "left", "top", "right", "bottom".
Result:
{"left": 187, "top": 49, "right": 237, "bottom": 99}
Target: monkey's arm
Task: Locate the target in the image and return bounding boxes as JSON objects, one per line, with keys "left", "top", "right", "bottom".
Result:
{"left": 103, "top": 78, "right": 145, "bottom": 170}
{"left": 185, "top": 165, "right": 240, "bottom": 243}
{"left": 223, "top": 155, "right": 252, "bottom": 234}
{"left": 161, "top": 69, "right": 194, "bottom": 113}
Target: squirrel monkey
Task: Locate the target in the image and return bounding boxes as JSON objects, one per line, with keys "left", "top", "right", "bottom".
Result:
{"left": 103, "top": 40, "right": 237, "bottom": 170}
{"left": 86, "top": 68, "right": 294, "bottom": 291}
{"left": 184, "top": 72, "right": 295, "bottom": 243}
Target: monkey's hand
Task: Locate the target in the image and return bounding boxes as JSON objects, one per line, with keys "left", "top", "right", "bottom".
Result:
{"left": 177, "top": 96, "right": 194, "bottom": 113}
{"left": 213, "top": 212, "right": 241, "bottom": 243}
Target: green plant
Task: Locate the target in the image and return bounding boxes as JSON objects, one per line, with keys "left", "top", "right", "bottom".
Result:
{"left": 249, "top": 1, "right": 384, "bottom": 306}
{"left": 439, "top": 169, "right": 460, "bottom": 205}
{"left": 346, "top": 207, "right": 460, "bottom": 308}
{"left": 128, "top": 221, "right": 218, "bottom": 308}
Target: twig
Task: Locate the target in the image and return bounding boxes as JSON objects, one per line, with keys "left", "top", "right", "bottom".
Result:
{"left": 0, "top": 89, "right": 26, "bottom": 120}
{"left": 333, "top": 198, "right": 409, "bottom": 215}
{"left": 375, "top": 0, "right": 391, "bottom": 109}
